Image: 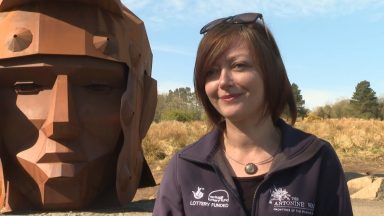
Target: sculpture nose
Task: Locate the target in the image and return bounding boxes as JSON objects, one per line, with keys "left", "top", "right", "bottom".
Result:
{"left": 41, "top": 75, "right": 80, "bottom": 140}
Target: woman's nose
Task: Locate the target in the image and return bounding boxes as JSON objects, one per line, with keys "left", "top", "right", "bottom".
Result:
{"left": 41, "top": 75, "right": 80, "bottom": 140}
{"left": 218, "top": 69, "right": 234, "bottom": 89}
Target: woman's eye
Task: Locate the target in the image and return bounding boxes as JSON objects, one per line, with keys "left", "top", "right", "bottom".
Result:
{"left": 233, "top": 63, "right": 247, "bottom": 70}
{"left": 206, "top": 68, "right": 220, "bottom": 77}
{"left": 14, "top": 81, "right": 43, "bottom": 95}
{"left": 84, "top": 83, "right": 112, "bottom": 93}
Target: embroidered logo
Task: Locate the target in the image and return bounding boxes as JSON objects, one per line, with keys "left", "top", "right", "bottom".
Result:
{"left": 269, "top": 187, "right": 291, "bottom": 204}
{"left": 208, "top": 190, "right": 229, "bottom": 203}
{"left": 192, "top": 187, "right": 204, "bottom": 199}
{"left": 189, "top": 188, "right": 229, "bottom": 208}
{"left": 268, "top": 186, "right": 315, "bottom": 215}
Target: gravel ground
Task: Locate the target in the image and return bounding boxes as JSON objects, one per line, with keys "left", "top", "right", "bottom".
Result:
{"left": 1, "top": 199, "right": 154, "bottom": 216}
{"left": 352, "top": 199, "right": 384, "bottom": 216}
{"left": 3, "top": 162, "right": 383, "bottom": 216}
{"left": 3, "top": 199, "right": 384, "bottom": 216}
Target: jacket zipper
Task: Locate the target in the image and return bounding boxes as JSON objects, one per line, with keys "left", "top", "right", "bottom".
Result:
{"left": 211, "top": 164, "right": 240, "bottom": 201}
{"left": 250, "top": 165, "right": 303, "bottom": 215}
{"left": 180, "top": 139, "right": 320, "bottom": 215}
{"left": 250, "top": 177, "right": 267, "bottom": 216}
{"left": 211, "top": 163, "right": 249, "bottom": 215}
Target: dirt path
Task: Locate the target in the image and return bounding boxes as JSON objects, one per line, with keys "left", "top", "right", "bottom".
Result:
{"left": 12, "top": 199, "right": 384, "bottom": 216}
{"left": 4, "top": 159, "right": 384, "bottom": 215}
{"left": 352, "top": 200, "right": 384, "bottom": 216}
{"left": 8, "top": 185, "right": 384, "bottom": 216}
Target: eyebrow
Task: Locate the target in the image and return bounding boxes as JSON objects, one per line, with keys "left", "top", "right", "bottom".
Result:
{"left": 0, "top": 56, "right": 125, "bottom": 70}
{"left": 226, "top": 52, "right": 251, "bottom": 62}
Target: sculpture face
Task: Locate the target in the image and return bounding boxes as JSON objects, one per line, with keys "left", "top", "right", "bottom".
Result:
{"left": 0, "top": 0, "right": 157, "bottom": 211}
{"left": 0, "top": 56, "right": 126, "bottom": 209}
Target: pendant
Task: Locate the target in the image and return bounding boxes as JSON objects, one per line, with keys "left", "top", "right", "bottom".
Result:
{"left": 245, "top": 163, "right": 257, "bottom": 175}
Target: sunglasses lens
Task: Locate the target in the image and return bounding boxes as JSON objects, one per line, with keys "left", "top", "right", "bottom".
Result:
{"left": 200, "top": 17, "right": 227, "bottom": 34}
{"left": 232, "top": 13, "right": 260, "bottom": 23}
{"left": 200, "top": 13, "right": 263, "bottom": 34}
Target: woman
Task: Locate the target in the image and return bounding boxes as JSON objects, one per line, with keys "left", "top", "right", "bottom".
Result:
{"left": 153, "top": 13, "right": 352, "bottom": 216}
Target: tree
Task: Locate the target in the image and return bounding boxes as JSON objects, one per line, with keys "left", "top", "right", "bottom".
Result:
{"left": 154, "top": 94, "right": 166, "bottom": 122}
{"left": 155, "top": 87, "right": 204, "bottom": 122}
{"left": 323, "top": 105, "right": 333, "bottom": 119}
{"left": 314, "top": 105, "right": 332, "bottom": 119}
{"left": 314, "top": 107, "right": 326, "bottom": 119}
{"left": 331, "top": 99, "right": 354, "bottom": 118}
{"left": 378, "top": 97, "right": 384, "bottom": 120}
{"left": 350, "top": 80, "right": 379, "bottom": 119}
{"left": 291, "top": 83, "right": 309, "bottom": 119}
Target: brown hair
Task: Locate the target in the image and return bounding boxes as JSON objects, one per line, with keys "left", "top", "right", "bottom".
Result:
{"left": 194, "top": 21, "right": 296, "bottom": 130}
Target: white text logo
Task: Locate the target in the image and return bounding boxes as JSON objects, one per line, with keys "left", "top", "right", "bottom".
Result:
{"left": 189, "top": 188, "right": 229, "bottom": 208}
{"left": 269, "top": 186, "right": 315, "bottom": 215}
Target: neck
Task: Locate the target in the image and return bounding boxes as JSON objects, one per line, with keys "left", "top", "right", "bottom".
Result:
{"left": 223, "top": 116, "right": 280, "bottom": 155}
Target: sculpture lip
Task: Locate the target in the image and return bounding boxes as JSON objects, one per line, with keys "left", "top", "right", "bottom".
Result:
{"left": 35, "top": 139, "right": 86, "bottom": 163}
{"left": 37, "top": 153, "right": 86, "bottom": 163}
{"left": 36, "top": 162, "right": 86, "bottom": 178}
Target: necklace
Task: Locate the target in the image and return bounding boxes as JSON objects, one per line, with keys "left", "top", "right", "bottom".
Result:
{"left": 223, "top": 148, "right": 278, "bottom": 175}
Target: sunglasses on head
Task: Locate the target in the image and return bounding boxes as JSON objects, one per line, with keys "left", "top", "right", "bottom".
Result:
{"left": 199, "top": 12, "right": 269, "bottom": 39}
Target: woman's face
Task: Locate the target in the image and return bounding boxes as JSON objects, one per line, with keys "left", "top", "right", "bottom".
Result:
{"left": 204, "top": 40, "right": 265, "bottom": 124}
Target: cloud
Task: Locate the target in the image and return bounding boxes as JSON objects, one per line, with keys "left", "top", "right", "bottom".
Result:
{"left": 369, "top": 9, "right": 384, "bottom": 22}
{"left": 152, "top": 44, "right": 194, "bottom": 56}
{"left": 122, "top": 0, "right": 151, "bottom": 10}
{"left": 260, "top": 0, "right": 335, "bottom": 17}
{"left": 170, "top": 0, "right": 187, "bottom": 11}
{"left": 122, "top": 0, "right": 384, "bottom": 24}
{"left": 157, "top": 80, "right": 194, "bottom": 93}
{"left": 301, "top": 89, "right": 350, "bottom": 109}
{"left": 122, "top": 0, "right": 384, "bottom": 18}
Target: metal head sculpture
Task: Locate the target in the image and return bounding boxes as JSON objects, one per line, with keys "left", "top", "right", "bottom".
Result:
{"left": 0, "top": 0, "right": 157, "bottom": 212}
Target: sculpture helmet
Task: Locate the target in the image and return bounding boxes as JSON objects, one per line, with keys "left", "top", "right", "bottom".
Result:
{"left": 0, "top": 0, "right": 157, "bottom": 205}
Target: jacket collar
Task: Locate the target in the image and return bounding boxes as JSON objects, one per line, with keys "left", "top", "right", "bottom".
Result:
{"left": 179, "top": 119, "right": 326, "bottom": 172}
{"left": 178, "top": 128, "right": 222, "bottom": 164}
{"left": 270, "top": 119, "right": 324, "bottom": 174}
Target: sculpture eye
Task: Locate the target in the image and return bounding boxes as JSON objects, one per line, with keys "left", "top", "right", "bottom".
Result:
{"left": 84, "top": 83, "right": 112, "bottom": 93}
{"left": 14, "top": 81, "right": 43, "bottom": 95}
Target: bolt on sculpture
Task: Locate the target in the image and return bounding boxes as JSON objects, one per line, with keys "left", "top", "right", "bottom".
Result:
{"left": 0, "top": 0, "right": 157, "bottom": 212}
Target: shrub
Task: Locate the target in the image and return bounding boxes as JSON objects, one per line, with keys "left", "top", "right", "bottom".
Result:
{"left": 142, "top": 121, "right": 208, "bottom": 165}
{"left": 143, "top": 119, "right": 384, "bottom": 168}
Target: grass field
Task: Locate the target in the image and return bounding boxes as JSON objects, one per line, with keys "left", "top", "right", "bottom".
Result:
{"left": 296, "top": 118, "right": 384, "bottom": 161}
{"left": 143, "top": 118, "right": 384, "bottom": 166}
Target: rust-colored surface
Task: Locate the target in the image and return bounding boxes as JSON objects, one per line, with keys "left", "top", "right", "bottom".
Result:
{"left": 0, "top": 0, "right": 157, "bottom": 212}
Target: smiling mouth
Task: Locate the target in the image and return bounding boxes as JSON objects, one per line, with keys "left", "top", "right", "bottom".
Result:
{"left": 220, "top": 93, "right": 242, "bottom": 101}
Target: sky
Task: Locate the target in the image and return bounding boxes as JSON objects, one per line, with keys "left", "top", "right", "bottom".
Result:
{"left": 122, "top": 0, "right": 384, "bottom": 109}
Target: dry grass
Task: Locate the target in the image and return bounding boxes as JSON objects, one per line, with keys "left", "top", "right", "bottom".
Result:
{"left": 296, "top": 118, "right": 384, "bottom": 161}
{"left": 143, "top": 119, "right": 384, "bottom": 166}
{"left": 142, "top": 121, "right": 209, "bottom": 165}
